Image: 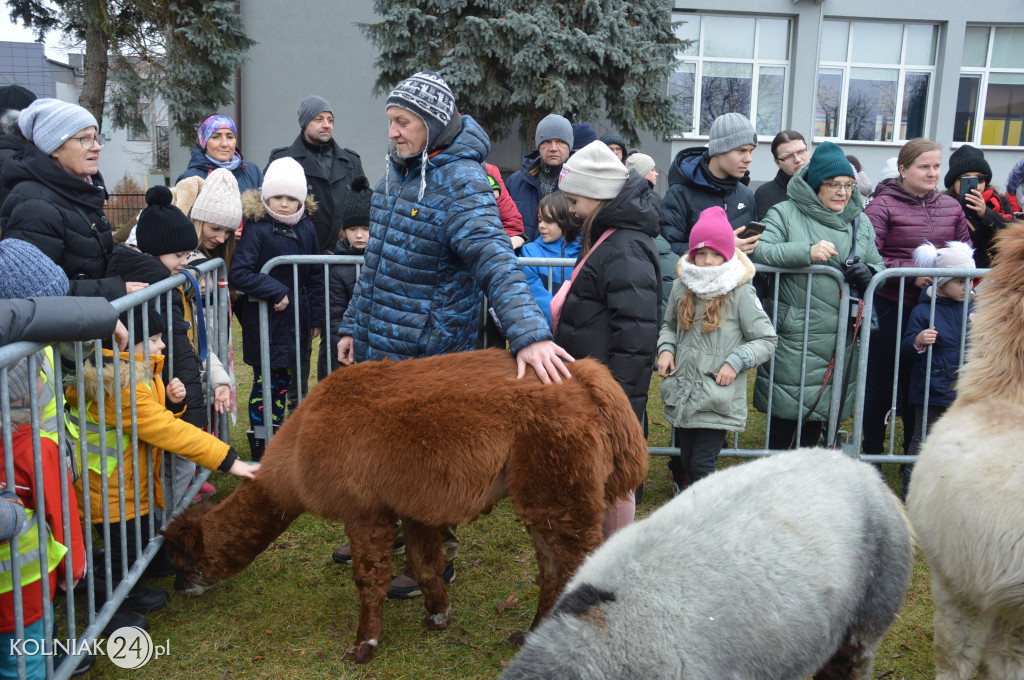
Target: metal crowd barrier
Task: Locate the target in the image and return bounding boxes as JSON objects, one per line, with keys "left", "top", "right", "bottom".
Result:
{"left": 253, "top": 255, "right": 983, "bottom": 466}
{"left": 0, "top": 258, "right": 229, "bottom": 680}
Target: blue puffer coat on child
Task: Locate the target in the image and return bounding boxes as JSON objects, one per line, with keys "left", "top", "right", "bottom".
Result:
{"left": 901, "top": 286, "right": 973, "bottom": 408}
{"left": 521, "top": 236, "right": 582, "bottom": 328}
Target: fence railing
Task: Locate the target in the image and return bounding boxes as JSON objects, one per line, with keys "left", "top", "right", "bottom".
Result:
{"left": 0, "top": 254, "right": 984, "bottom": 678}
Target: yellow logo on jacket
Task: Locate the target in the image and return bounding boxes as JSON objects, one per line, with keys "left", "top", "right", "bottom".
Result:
{"left": 411, "top": 209, "right": 418, "bottom": 217}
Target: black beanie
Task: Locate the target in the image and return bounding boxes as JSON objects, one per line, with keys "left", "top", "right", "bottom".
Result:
{"left": 342, "top": 176, "right": 372, "bottom": 229}
{"left": 103, "top": 306, "right": 166, "bottom": 350}
{"left": 0, "top": 85, "right": 36, "bottom": 113}
{"left": 136, "top": 186, "right": 199, "bottom": 256}
{"left": 944, "top": 145, "right": 992, "bottom": 189}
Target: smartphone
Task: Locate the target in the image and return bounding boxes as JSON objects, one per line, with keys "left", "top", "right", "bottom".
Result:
{"left": 739, "top": 221, "right": 766, "bottom": 239}
{"left": 959, "top": 176, "right": 979, "bottom": 204}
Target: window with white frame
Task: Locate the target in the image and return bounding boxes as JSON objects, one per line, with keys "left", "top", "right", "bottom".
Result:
{"left": 954, "top": 26, "right": 1024, "bottom": 147}
{"left": 669, "top": 14, "right": 792, "bottom": 138}
{"left": 814, "top": 21, "right": 936, "bottom": 143}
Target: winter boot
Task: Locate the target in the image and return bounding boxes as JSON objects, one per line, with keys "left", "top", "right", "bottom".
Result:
{"left": 247, "top": 429, "right": 266, "bottom": 462}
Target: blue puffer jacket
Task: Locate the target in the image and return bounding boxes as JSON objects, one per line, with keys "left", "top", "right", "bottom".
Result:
{"left": 506, "top": 151, "right": 544, "bottom": 242}
{"left": 521, "top": 235, "right": 582, "bottom": 328}
{"left": 901, "top": 286, "right": 973, "bottom": 407}
{"left": 340, "top": 116, "right": 552, "bottom": 361}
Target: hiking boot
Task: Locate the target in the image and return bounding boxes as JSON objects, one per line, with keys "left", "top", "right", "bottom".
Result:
{"left": 124, "top": 584, "right": 169, "bottom": 613}
{"left": 332, "top": 540, "right": 406, "bottom": 565}
{"left": 246, "top": 429, "right": 266, "bottom": 462}
{"left": 387, "top": 561, "right": 455, "bottom": 599}
{"left": 101, "top": 605, "right": 149, "bottom": 636}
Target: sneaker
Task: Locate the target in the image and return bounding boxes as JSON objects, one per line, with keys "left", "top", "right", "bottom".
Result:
{"left": 387, "top": 561, "right": 455, "bottom": 599}
{"left": 193, "top": 481, "right": 217, "bottom": 503}
{"left": 331, "top": 540, "right": 405, "bottom": 565}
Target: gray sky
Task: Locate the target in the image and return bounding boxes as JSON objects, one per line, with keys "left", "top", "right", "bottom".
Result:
{"left": 1, "top": 14, "right": 67, "bottom": 60}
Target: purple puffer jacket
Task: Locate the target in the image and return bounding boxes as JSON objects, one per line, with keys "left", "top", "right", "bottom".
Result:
{"left": 864, "top": 178, "right": 971, "bottom": 308}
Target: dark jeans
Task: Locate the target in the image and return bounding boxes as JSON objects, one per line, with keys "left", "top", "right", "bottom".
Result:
{"left": 98, "top": 514, "right": 173, "bottom": 585}
{"left": 286, "top": 342, "right": 313, "bottom": 409}
{"left": 672, "top": 427, "right": 726, "bottom": 485}
{"left": 862, "top": 296, "right": 915, "bottom": 454}
{"left": 767, "top": 417, "right": 824, "bottom": 450}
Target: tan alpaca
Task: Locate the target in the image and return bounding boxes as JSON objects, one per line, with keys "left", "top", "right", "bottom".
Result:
{"left": 160, "top": 348, "right": 648, "bottom": 664}
{"left": 907, "top": 221, "right": 1024, "bottom": 679}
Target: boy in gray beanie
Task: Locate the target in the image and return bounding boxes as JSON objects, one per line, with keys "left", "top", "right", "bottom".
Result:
{"left": 508, "top": 113, "right": 575, "bottom": 241}
{"left": 660, "top": 112, "right": 760, "bottom": 259}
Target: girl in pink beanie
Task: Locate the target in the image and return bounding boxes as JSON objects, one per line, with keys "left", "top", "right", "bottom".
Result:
{"left": 657, "top": 206, "right": 777, "bottom": 491}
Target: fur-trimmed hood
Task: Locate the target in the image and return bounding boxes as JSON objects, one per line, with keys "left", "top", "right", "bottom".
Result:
{"left": 171, "top": 175, "right": 204, "bottom": 218}
{"left": 0, "top": 109, "right": 25, "bottom": 146}
{"left": 80, "top": 348, "right": 163, "bottom": 401}
{"left": 240, "top": 188, "right": 318, "bottom": 223}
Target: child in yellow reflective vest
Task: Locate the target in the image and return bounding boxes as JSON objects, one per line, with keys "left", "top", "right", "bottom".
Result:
{"left": 1, "top": 351, "right": 86, "bottom": 680}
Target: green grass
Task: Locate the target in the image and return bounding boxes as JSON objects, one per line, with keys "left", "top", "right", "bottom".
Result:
{"left": 76, "top": 329, "right": 936, "bottom": 679}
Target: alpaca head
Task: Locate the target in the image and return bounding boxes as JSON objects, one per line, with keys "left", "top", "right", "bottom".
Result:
{"left": 159, "top": 503, "right": 220, "bottom": 596}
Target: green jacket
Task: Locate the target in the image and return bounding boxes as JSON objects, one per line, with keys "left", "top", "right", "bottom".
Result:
{"left": 658, "top": 252, "right": 777, "bottom": 431}
{"left": 751, "top": 166, "right": 885, "bottom": 422}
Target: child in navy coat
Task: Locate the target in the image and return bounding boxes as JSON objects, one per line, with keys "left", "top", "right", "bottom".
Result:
{"left": 228, "top": 157, "right": 324, "bottom": 459}
{"left": 900, "top": 240, "right": 976, "bottom": 496}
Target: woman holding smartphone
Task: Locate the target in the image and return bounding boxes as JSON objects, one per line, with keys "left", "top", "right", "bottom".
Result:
{"left": 860, "top": 139, "right": 971, "bottom": 459}
{"left": 942, "top": 145, "right": 1012, "bottom": 268}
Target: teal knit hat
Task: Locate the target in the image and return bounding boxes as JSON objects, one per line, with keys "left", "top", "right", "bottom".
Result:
{"left": 805, "top": 142, "right": 856, "bottom": 191}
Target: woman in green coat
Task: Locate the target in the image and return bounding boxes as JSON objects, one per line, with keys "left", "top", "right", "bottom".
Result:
{"left": 751, "top": 142, "right": 885, "bottom": 450}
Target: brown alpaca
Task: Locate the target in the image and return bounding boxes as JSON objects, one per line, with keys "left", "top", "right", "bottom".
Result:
{"left": 160, "top": 348, "right": 648, "bottom": 664}
{"left": 907, "top": 221, "right": 1024, "bottom": 678}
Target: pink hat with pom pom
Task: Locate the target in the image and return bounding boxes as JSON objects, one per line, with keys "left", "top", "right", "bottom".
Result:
{"left": 913, "top": 241, "right": 975, "bottom": 288}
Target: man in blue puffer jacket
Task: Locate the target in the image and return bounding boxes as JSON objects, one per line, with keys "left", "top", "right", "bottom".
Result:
{"left": 336, "top": 71, "right": 574, "bottom": 597}
{"left": 337, "top": 71, "right": 571, "bottom": 380}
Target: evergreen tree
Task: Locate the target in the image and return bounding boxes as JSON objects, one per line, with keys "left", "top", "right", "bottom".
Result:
{"left": 362, "top": 0, "right": 683, "bottom": 145}
{"left": 6, "top": 0, "right": 253, "bottom": 147}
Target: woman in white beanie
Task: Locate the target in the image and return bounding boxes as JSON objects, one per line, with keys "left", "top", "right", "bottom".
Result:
{"left": 552, "top": 139, "right": 661, "bottom": 535}
{"left": 1, "top": 98, "right": 147, "bottom": 300}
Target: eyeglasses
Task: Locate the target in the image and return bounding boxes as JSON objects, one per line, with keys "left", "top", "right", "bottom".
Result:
{"left": 826, "top": 182, "right": 856, "bottom": 192}
{"left": 71, "top": 134, "right": 106, "bottom": 149}
{"left": 776, "top": 147, "right": 809, "bottom": 163}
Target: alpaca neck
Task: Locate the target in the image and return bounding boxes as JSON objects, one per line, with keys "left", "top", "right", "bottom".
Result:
{"left": 955, "top": 287, "right": 1024, "bottom": 406}
{"left": 202, "top": 479, "right": 301, "bottom": 579}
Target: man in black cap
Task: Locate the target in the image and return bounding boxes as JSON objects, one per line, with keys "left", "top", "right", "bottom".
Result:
{"left": 267, "top": 95, "right": 364, "bottom": 253}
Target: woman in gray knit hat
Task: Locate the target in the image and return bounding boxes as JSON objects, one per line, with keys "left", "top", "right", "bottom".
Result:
{"left": 1, "top": 98, "right": 146, "bottom": 300}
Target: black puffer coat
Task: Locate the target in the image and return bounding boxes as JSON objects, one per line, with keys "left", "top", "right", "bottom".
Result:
{"left": 268, "top": 135, "right": 364, "bottom": 253}
{"left": 553, "top": 172, "right": 661, "bottom": 420}
{"left": 1, "top": 143, "right": 123, "bottom": 299}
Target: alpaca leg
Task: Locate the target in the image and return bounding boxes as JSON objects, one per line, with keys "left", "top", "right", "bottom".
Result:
{"left": 932, "top": 573, "right": 988, "bottom": 680}
{"left": 977, "top": 619, "right": 1024, "bottom": 680}
{"left": 523, "top": 513, "right": 603, "bottom": 631}
{"left": 401, "top": 518, "right": 451, "bottom": 630}
{"left": 344, "top": 520, "right": 398, "bottom": 664}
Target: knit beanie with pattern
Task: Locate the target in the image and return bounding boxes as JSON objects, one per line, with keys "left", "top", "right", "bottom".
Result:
{"left": 944, "top": 144, "right": 992, "bottom": 189}
{"left": 0, "top": 238, "right": 69, "bottom": 298}
{"left": 707, "top": 113, "right": 756, "bottom": 157}
{"left": 558, "top": 141, "right": 629, "bottom": 200}
{"left": 18, "top": 98, "right": 97, "bottom": 155}
{"left": 804, "top": 141, "right": 856, "bottom": 191}
{"left": 535, "top": 114, "right": 573, "bottom": 149}
{"left": 190, "top": 168, "right": 242, "bottom": 228}
{"left": 688, "top": 206, "right": 736, "bottom": 261}
{"left": 136, "top": 186, "right": 199, "bottom": 256}
{"left": 386, "top": 71, "right": 457, "bottom": 152}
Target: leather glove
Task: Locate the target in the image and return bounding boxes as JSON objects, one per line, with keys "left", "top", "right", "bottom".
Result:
{"left": 844, "top": 259, "right": 873, "bottom": 297}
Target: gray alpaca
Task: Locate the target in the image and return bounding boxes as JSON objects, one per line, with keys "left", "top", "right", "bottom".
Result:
{"left": 501, "top": 448, "right": 913, "bottom": 680}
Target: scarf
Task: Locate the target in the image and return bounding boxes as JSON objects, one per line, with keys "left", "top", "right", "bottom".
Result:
{"left": 676, "top": 254, "right": 747, "bottom": 299}
{"left": 204, "top": 151, "right": 242, "bottom": 171}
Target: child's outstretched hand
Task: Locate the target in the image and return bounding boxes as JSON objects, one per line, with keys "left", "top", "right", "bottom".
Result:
{"left": 657, "top": 350, "right": 675, "bottom": 378}
{"left": 213, "top": 385, "right": 230, "bottom": 414}
{"left": 273, "top": 295, "right": 289, "bottom": 312}
{"left": 228, "top": 459, "right": 260, "bottom": 479}
{"left": 715, "top": 363, "right": 737, "bottom": 386}
{"left": 915, "top": 327, "right": 938, "bottom": 350}
{"left": 166, "top": 377, "right": 186, "bottom": 403}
